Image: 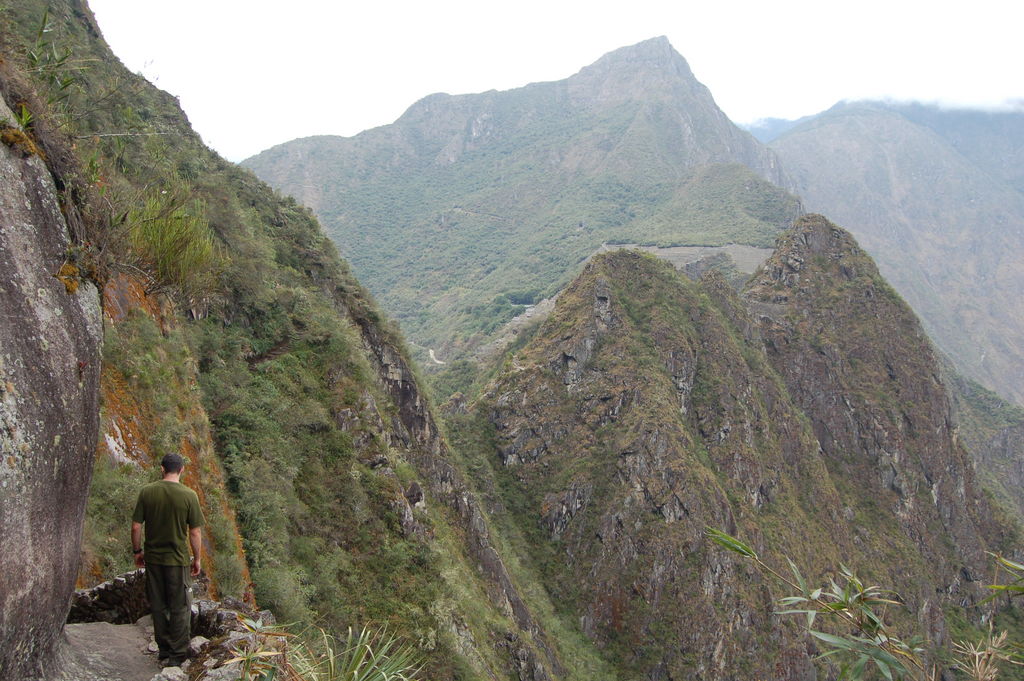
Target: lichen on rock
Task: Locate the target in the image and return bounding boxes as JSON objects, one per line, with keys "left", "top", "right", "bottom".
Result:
{"left": 0, "top": 84, "right": 102, "bottom": 680}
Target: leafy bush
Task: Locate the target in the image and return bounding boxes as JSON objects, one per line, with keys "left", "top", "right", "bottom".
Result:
{"left": 80, "top": 454, "right": 154, "bottom": 581}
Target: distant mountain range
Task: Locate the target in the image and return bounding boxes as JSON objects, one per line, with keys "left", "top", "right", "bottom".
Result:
{"left": 248, "top": 43, "right": 1024, "bottom": 407}
{"left": 244, "top": 37, "right": 800, "bottom": 358}
{"left": 741, "top": 114, "right": 814, "bottom": 143}
{"left": 770, "top": 101, "right": 1024, "bottom": 403}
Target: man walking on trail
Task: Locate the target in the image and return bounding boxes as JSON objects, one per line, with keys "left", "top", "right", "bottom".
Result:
{"left": 131, "top": 453, "right": 205, "bottom": 668}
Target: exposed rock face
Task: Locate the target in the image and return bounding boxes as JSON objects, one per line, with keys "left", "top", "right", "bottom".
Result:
{"left": 477, "top": 219, "right": 1004, "bottom": 679}
{"left": 482, "top": 250, "right": 835, "bottom": 679}
{"left": 744, "top": 215, "right": 993, "bottom": 582}
{"left": 0, "top": 90, "right": 102, "bottom": 679}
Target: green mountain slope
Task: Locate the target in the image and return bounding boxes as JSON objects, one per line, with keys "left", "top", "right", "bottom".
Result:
{"left": 455, "top": 215, "right": 1012, "bottom": 679}
{"left": 770, "top": 102, "right": 1024, "bottom": 405}
{"left": 0, "top": 3, "right": 585, "bottom": 678}
{"left": 244, "top": 37, "right": 800, "bottom": 358}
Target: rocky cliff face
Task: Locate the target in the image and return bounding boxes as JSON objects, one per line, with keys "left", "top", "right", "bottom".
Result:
{"left": 744, "top": 214, "right": 998, "bottom": 597}
{"left": 470, "top": 216, "right": 1004, "bottom": 680}
{"left": 0, "top": 73, "right": 102, "bottom": 680}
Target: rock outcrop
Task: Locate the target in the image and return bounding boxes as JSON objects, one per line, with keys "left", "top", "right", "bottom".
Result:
{"left": 744, "top": 215, "right": 995, "bottom": 586}
{"left": 0, "top": 74, "right": 102, "bottom": 680}
{"left": 481, "top": 249, "right": 837, "bottom": 678}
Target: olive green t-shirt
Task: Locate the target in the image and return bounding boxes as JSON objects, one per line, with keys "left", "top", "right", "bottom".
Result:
{"left": 132, "top": 480, "right": 205, "bottom": 566}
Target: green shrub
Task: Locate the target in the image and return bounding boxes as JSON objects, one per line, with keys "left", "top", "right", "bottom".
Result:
{"left": 80, "top": 454, "right": 154, "bottom": 583}
{"left": 125, "top": 185, "right": 223, "bottom": 299}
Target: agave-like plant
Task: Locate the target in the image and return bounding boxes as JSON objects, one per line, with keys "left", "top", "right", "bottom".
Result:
{"left": 223, "top": 613, "right": 292, "bottom": 681}
{"left": 285, "top": 626, "right": 422, "bottom": 681}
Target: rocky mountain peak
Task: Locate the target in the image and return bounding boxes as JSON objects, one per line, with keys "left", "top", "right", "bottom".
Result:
{"left": 567, "top": 36, "right": 707, "bottom": 106}
{"left": 471, "top": 217, "right": 1004, "bottom": 679}
{"left": 784, "top": 212, "right": 859, "bottom": 255}
{"left": 580, "top": 35, "right": 687, "bottom": 74}
{"left": 746, "top": 214, "right": 991, "bottom": 578}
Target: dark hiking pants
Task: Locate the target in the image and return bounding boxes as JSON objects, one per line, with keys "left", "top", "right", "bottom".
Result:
{"left": 145, "top": 563, "right": 192, "bottom": 660}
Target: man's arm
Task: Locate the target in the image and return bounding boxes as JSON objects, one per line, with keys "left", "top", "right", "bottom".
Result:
{"left": 189, "top": 526, "right": 202, "bottom": 577}
{"left": 131, "top": 521, "right": 144, "bottom": 568}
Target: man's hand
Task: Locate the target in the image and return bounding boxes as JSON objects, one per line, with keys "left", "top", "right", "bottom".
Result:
{"left": 131, "top": 521, "right": 144, "bottom": 568}
{"left": 189, "top": 526, "right": 203, "bottom": 578}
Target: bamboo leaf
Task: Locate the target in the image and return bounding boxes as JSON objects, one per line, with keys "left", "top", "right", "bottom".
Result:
{"left": 810, "top": 631, "right": 858, "bottom": 651}
{"left": 787, "top": 557, "right": 807, "bottom": 593}
{"left": 705, "top": 528, "right": 758, "bottom": 559}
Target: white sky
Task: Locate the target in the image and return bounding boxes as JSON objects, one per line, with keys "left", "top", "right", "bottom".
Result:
{"left": 87, "top": 0, "right": 1023, "bottom": 162}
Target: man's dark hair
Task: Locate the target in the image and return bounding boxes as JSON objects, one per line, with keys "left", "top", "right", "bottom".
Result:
{"left": 160, "top": 453, "right": 185, "bottom": 473}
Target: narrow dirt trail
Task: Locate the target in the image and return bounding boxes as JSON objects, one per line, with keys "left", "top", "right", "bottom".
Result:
{"left": 54, "top": 619, "right": 165, "bottom": 681}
